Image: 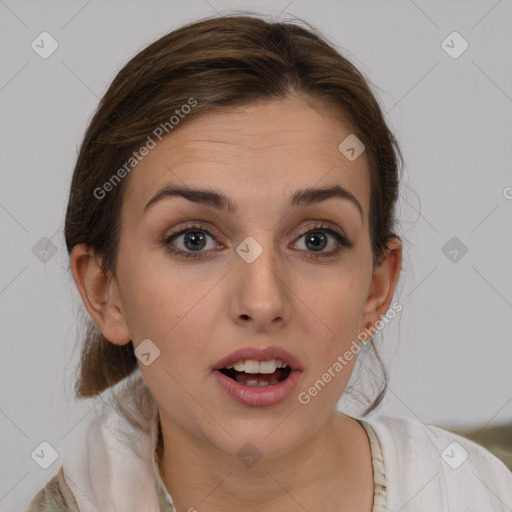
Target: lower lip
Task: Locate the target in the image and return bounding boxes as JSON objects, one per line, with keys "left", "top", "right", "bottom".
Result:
{"left": 212, "top": 369, "right": 302, "bottom": 407}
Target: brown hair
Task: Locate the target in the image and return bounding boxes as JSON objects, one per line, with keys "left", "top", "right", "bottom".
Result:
{"left": 64, "top": 12, "right": 403, "bottom": 426}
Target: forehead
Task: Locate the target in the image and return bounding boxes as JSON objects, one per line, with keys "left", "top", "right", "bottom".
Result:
{"left": 121, "top": 96, "right": 370, "bottom": 221}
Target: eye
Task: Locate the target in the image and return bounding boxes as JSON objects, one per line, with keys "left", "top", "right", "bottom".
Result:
{"left": 161, "top": 223, "right": 221, "bottom": 259}
{"left": 292, "top": 222, "right": 353, "bottom": 260}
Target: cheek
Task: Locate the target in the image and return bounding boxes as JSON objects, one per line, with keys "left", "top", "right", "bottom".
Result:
{"left": 125, "top": 277, "right": 210, "bottom": 408}
{"left": 293, "top": 267, "right": 369, "bottom": 398}
{"left": 116, "top": 244, "right": 188, "bottom": 339}
{"left": 118, "top": 260, "right": 220, "bottom": 374}
{"left": 297, "top": 265, "right": 369, "bottom": 337}
{"left": 119, "top": 230, "right": 224, "bottom": 326}
{"left": 121, "top": 281, "right": 180, "bottom": 344}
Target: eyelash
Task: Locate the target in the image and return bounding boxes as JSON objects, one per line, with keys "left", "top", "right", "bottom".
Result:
{"left": 160, "top": 222, "right": 353, "bottom": 260}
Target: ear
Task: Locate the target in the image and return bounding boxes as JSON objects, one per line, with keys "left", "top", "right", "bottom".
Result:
{"left": 70, "top": 243, "right": 131, "bottom": 346}
{"left": 360, "top": 237, "right": 402, "bottom": 340}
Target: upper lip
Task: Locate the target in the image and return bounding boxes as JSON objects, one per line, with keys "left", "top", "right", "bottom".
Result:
{"left": 212, "top": 346, "right": 304, "bottom": 371}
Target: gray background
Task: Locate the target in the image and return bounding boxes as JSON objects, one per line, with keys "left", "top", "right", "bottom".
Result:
{"left": 1, "top": 0, "right": 511, "bottom": 509}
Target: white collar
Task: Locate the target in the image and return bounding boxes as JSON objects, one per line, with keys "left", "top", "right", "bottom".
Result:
{"left": 62, "top": 402, "right": 163, "bottom": 512}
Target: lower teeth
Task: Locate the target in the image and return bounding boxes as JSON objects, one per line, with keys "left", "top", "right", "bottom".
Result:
{"left": 243, "top": 379, "right": 280, "bottom": 387}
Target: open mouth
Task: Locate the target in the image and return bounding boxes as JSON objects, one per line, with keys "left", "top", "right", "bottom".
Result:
{"left": 219, "top": 365, "right": 293, "bottom": 387}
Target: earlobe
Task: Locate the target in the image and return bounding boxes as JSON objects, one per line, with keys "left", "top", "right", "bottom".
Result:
{"left": 361, "top": 238, "right": 402, "bottom": 335}
{"left": 70, "top": 244, "right": 131, "bottom": 346}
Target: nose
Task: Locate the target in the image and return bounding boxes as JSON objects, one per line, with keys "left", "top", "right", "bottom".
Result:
{"left": 230, "top": 234, "right": 291, "bottom": 330}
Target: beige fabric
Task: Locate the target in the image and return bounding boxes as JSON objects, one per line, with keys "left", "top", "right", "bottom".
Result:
{"left": 360, "top": 420, "right": 388, "bottom": 511}
{"left": 25, "top": 465, "right": 80, "bottom": 512}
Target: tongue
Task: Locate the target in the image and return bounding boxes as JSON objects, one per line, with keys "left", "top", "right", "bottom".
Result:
{"left": 234, "top": 369, "right": 281, "bottom": 385}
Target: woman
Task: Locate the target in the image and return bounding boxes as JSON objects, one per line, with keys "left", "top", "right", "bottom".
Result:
{"left": 27, "top": 13, "right": 512, "bottom": 512}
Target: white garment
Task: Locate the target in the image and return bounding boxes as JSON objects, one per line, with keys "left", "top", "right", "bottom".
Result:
{"left": 60, "top": 403, "right": 512, "bottom": 512}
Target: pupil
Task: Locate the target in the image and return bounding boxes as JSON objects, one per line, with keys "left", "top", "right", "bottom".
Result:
{"left": 184, "top": 230, "right": 206, "bottom": 251}
{"left": 306, "top": 231, "right": 327, "bottom": 251}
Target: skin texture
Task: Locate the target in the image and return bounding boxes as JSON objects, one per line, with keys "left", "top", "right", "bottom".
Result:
{"left": 71, "top": 94, "right": 402, "bottom": 511}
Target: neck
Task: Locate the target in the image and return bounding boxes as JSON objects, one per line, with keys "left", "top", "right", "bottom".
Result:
{"left": 155, "top": 410, "right": 374, "bottom": 512}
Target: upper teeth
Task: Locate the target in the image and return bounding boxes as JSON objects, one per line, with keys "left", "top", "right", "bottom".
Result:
{"left": 225, "top": 359, "right": 288, "bottom": 374}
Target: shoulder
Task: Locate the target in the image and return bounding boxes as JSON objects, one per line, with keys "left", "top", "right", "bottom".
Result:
{"left": 26, "top": 465, "right": 80, "bottom": 512}
{"left": 362, "top": 414, "right": 512, "bottom": 510}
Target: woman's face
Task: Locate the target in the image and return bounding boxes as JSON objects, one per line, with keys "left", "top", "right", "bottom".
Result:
{"left": 108, "top": 95, "right": 393, "bottom": 457}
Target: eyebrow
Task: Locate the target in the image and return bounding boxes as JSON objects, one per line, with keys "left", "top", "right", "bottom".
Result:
{"left": 143, "top": 183, "right": 363, "bottom": 219}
